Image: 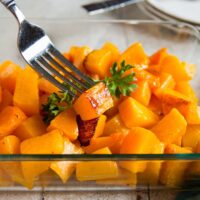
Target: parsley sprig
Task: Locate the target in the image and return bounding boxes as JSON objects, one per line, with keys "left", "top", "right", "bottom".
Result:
{"left": 103, "top": 61, "right": 137, "bottom": 98}
{"left": 41, "top": 60, "right": 137, "bottom": 123}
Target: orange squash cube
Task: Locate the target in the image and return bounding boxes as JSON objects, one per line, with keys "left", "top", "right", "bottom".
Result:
{"left": 74, "top": 82, "right": 113, "bottom": 120}
{"left": 14, "top": 115, "right": 46, "bottom": 141}
{"left": 69, "top": 46, "right": 92, "bottom": 72}
{"left": 0, "top": 60, "right": 21, "bottom": 93}
{"left": 102, "top": 42, "right": 120, "bottom": 64}
{"left": 13, "top": 66, "right": 39, "bottom": 116}
{"left": 131, "top": 80, "right": 151, "bottom": 106}
{"left": 83, "top": 136, "right": 114, "bottom": 154}
{"left": 76, "top": 147, "right": 119, "bottom": 181}
{"left": 84, "top": 49, "right": 112, "bottom": 78}
{"left": 103, "top": 114, "right": 129, "bottom": 136}
{"left": 20, "top": 130, "right": 64, "bottom": 188}
{"left": 160, "top": 55, "right": 195, "bottom": 81}
{"left": 182, "top": 125, "right": 200, "bottom": 150}
{"left": 119, "top": 97, "right": 159, "bottom": 128}
{"left": 120, "top": 127, "right": 160, "bottom": 173}
{"left": 175, "top": 81, "right": 198, "bottom": 103}
{"left": 0, "top": 135, "right": 27, "bottom": 187}
{"left": 0, "top": 106, "right": 26, "bottom": 138}
{"left": 149, "top": 48, "right": 168, "bottom": 66}
{"left": 118, "top": 42, "right": 149, "bottom": 66}
{"left": 50, "top": 137, "right": 83, "bottom": 183}
{"left": 47, "top": 109, "right": 78, "bottom": 141}
{"left": 0, "top": 88, "right": 13, "bottom": 111}
{"left": 160, "top": 144, "right": 192, "bottom": 187}
{"left": 38, "top": 78, "right": 60, "bottom": 94}
{"left": 151, "top": 108, "right": 187, "bottom": 144}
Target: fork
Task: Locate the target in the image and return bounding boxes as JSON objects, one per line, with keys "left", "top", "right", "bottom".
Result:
{"left": 0, "top": 0, "right": 95, "bottom": 97}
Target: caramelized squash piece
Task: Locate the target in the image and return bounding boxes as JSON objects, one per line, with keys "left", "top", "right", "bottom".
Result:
{"left": 0, "top": 60, "right": 21, "bottom": 93}
{"left": 13, "top": 66, "right": 39, "bottom": 116}
{"left": 47, "top": 109, "right": 78, "bottom": 141}
{"left": 151, "top": 108, "right": 187, "bottom": 144}
{"left": 76, "top": 147, "right": 119, "bottom": 181}
{"left": 50, "top": 137, "right": 83, "bottom": 183}
{"left": 160, "top": 55, "right": 195, "bottom": 81}
{"left": 84, "top": 49, "right": 112, "bottom": 78}
{"left": 119, "top": 97, "right": 159, "bottom": 128}
{"left": 0, "top": 106, "right": 26, "bottom": 138}
{"left": 74, "top": 82, "right": 113, "bottom": 120}
{"left": 20, "top": 130, "right": 64, "bottom": 188}
{"left": 131, "top": 80, "right": 151, "bottom": 106}
{"left": 14, "top": 115, "right": 46, "bottom": 141}
{"left": 118, "top": 42, "right": 148, "bottom": 66}
{"left": 103, "top": 114, "right": 129, "bottom": 136}
{"left": 120, "top": 127, "right": 160, "bottom": 173}
{"left": 160, "top": 144, "right": 192, "bottom": 187}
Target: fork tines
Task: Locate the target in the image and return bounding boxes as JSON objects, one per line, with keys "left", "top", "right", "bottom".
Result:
{"left": 34, "top": 46, "right": 95, "bottom": 97}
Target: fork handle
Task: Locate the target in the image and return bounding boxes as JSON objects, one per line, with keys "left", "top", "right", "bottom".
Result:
{"left": 0, "top": 0, "right": 25, "bottom": 24}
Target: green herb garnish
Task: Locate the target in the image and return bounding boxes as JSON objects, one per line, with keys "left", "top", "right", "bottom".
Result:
{"left": 42, "top": 60, "right": 137, "bottom": 123}
{"left": 102, "top": 61, "right": 137, "bottom": 98}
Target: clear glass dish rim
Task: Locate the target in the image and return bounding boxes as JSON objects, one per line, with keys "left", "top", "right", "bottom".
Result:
{"left": 0, "top": 19, "right": 199, "bottom": 161}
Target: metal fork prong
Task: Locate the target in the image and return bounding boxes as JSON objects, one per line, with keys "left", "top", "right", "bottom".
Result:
{"left": 48, "top": 47, "right": 95, "bottom": 87}
{"left": 36, "top": 56, "right": 84, "bottom": 94}
{"left": 31, "top": 60, "right": 76, "bottom": 97}
{"left": 44, "top": 52, "right": 89, "bottom": 90}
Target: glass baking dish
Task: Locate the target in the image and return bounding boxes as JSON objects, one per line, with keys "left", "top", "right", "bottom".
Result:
{"left": 0, "top": 19, "right": 200, "bottom": 192}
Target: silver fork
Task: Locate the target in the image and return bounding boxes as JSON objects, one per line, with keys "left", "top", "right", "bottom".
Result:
{"left": 0, "top": 0, "right": 95, "bottom": 97}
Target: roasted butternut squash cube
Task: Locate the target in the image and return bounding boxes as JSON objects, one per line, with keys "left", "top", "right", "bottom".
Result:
{"left": 47, "top": 109, "right": 78, "bottom": 141}
{"left": 119, "top": 97, "right": 159, "bottom": 128}
{"left": 160, "top": 144, "right": 192, "bottom": 187}
{"left": 182, "top": 125, "right": 200, "bottom": 150}
{"left": 38, "top": 78, "right": 59, "bottom": 94}
{"left": 76, "top": 147, "right": 119, "bottom": 181}
{"left": 84, "top": 49, "right": 112, "bottom": 78}
{"left": 151, "top": 108, "right": 187, "bottom": 144}
{"left": 103, "top": 114, "right": 129, "bottom": 136}
{"left": 102, "top": 42, "right": 120, "bottom": 64}
{"left": 74, "top": 82, "right": 113, "bottom": 120}
{"left": 0, "top": 60, "right": 21, "bottom": 93}
{"left": 0, "top": 135, "right": 27, "bottom": 187}
{"left": 96, "top": 168, "right": 136, "bottom": 186}
{"left": 118, "top": 42, "right": 148, "bottom": 66}
{"left": 160, "top": 55, "right": 195, "bottom": 81}
{"left": 13, "top": 66, "right": 39, "bottom": 116}
{"left": 154, "top": 73, "right": 175, "bottom": 98}
{"left": 175, "top": 81, "right": 198, "bottom": 103}
{"left": 139, "top": 142, "right": 164, "bottom": 185}
{"left": 149, "top": 48, "right": 168, "bottom": 72}
{"left": 131, "top": 80, "right": 151, "bottom": 106}
{"left": 20, "top": 130, "right": 64, "bottom": 188}
{"left": 14, "top": 115, "right": 46, "bottom": 141}
{"left": 120, "top": 127, "right": 160, "bottom": 173}
{"left": 0, "top": 88, "right": 13, "bottom": 111}
{"left": 0, "top": 106, "right": 26, "bottom": 138}
{"left": 50, "top": 137, "right": 83, "bottom": 183}
{"left": 178, "top": 103, "right": 200, "bottom": 125}
{"left": 69, "top": 46, "right": 92, "bottom": 72}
